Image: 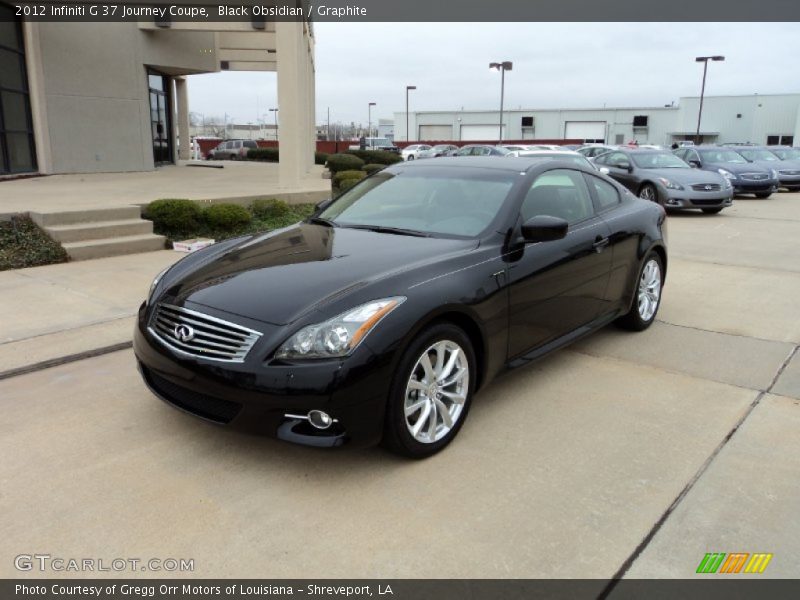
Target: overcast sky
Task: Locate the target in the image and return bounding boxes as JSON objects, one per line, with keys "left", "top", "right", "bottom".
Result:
{"left": 187, "top": 22, "right": 800, "bottom": 126}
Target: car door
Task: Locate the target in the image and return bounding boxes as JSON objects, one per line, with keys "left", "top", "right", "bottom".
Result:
{"left": 506, "top": 168, "right": 613, "bottom": 359}
{"left": 599, "top": 151, "right": 638, "bottom": 192}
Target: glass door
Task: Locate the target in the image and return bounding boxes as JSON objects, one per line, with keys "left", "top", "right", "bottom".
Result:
{"left": 148, "top": 71, "right": 172, "bottom": 165}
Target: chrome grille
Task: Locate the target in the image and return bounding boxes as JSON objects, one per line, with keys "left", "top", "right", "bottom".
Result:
{"left": 779, "top": 169, "right": 800, "bottom": 176}
{"left": 149, "top": 303, "right": 261, "bottom": 363}
{"left": 740, "top": 173, "right": 768, "bottom": 181}
{"left": 691, "top": 183, "right": 722, "bottom": 191}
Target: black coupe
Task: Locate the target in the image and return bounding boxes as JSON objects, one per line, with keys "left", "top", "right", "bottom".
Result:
{"left": 135, "top": 157, "right": 667, "bottom": 458}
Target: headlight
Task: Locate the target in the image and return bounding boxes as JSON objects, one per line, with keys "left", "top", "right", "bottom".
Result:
{"left": 657, "top": 177, "right": 683, "bottom": 190}
{"left": 770, "top": 169, "right": 778, "bottom": 179}
{"left": 717, "top": 168, "right": 735, "bottom": 180}
{"left": 275, "top": 297, "right": 406, "bottom": 360}
{"left": 147, "top": 267, "right": 169, "bottom": 303}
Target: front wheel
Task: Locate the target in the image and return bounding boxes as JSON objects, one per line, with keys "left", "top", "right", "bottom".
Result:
{"left": 639, "top": 183, "right": 659, "bottom": 204}
{"left": 382, "top": 324, "right": 475, "bottom": 458}
{"left": 702, "top": 208, "right": 723, "bottom": 214}
{"left": 616, "top": 252, "right": 664, "bottom": 331}
{"left": 407, "top": 155, "right": 415, "bottom": 161}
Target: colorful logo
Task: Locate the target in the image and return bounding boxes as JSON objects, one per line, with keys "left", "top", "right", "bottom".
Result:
{"left": 696, "top": 552, "right": 773, "bottom": 574}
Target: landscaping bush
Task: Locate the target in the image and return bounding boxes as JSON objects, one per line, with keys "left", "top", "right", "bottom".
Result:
{"left": 326, "top": 153, "right": 364, "bottom": 173}
{"left": 144, "top": 199, "right": 203, "bottom": 236}
{"left": 315, "top": 151, "right": 329, "bottom": 165}
{"left": 362, "top": 163, "right": 385, "bottom": 175}
{"left": 202, "top": 203, "right": 252, "bottom": 230}
{"left": 333, "top": 170, "right": 367, "bottom": 187}
{"left": 248, "top": 147, "right": 279, "bottom": 162}
{"left": 250, "top": 198, "right": 291, "bottom": 220}
{"left": 346, "top": 149, "right": 403, "bottom": 165}
{"left": 0, "top": 215, "right": 68, "bottom": 271}
{"left": 339, "top": 179, "right": 361, "bottom": 192}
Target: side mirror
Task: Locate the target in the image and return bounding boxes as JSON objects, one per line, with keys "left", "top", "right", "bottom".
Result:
{"left": 521, "top": 215, "right": 569, "bottom": 243}
{"left": 688, "top": 160, "right": 701, "bottom": 168}
{"left": 598, "top": 166, "right": 611, "bottom": 175}
{"left": 315, "top": 197, "right": 333, "bottom": 212}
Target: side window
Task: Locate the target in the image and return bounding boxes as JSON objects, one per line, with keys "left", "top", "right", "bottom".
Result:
{"left": 604, "top": 152, "right": 628, "bottom": 167}
{"left": 674, "top": 149, "right": 686, "bottom": 159}
{"left": 521, "top": 169, "right": 595, "bottom": 225}
{"left": 585, "top": 174, "right": 620, "bottom": 211}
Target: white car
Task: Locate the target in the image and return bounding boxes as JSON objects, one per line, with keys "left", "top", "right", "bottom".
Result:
{"left": 514, "top": 149, "right": 610, "bottom": 173}
{"left": 401, "top": 144, "right": 432, "bottom": 161}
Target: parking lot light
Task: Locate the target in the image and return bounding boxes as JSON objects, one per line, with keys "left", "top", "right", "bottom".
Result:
{"left": 694, "top": 56, "right": 725, "bottom": 144}
{"left": 406, "top": 86, "right": 416, "bottom": 142}
{"left": 489, "top": 61, "right": 513, "bottom": 143}
{"left": 368, "top": 102, "right": 376, "bottom": 145}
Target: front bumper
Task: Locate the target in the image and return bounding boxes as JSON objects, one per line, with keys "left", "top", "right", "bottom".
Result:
{"left": 661, "top": 187, "right": 733, "bottom": 210}
{"left": 777, "top": 173, "right": 800, "bottom": 189}
{"left": 731, "top": 178, "right": 780, "bottom": 194}
{"left": 133, "top": 302, "right": 391, "bottom": 448}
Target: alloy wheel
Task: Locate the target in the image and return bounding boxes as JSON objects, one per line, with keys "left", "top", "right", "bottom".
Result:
{"left": 404, "top": 340, "right": 469, "bottom": 444}
{"left": 638, "top": 259, "right": 662, "bottom": 321}
{"left": 639, "top": 185, "right": 656, "bottom": 201}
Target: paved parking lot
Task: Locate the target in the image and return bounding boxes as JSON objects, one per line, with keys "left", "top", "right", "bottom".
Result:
{"left": 1, "top": 193, "right": 798, "bottom": 579}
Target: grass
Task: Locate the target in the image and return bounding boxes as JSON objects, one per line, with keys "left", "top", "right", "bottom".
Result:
{"left": 0, "top": 215, "right": 69, "bottom": 271}
{"left": 150, "top": 200, "right": 317, "bottom": 245}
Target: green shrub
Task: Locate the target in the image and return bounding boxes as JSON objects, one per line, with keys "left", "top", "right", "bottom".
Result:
{"left": 248, "top": 147, "right": 279, "bottom": 162}
{"left": 363, "top": 163, "right": 385, "bottom": 175}
{"left": 346, "top": 149, "right": 403, "bottom": 165}
{"left": 315, "top": 151, "right": 329, "bottom": 165}
{"left": 326, "top": 153, "right": 364, "bottom": 173}
{"left": 250, "top": 198, "right": 290, "bottom": 220}
{"left": 339, "top": 179, "right": 361, "bottom": 192}
{"left": 333, "top": 170, "right": 367, "bottom": 186}
{"left": 144, "top": 199, "right": 202, "bottom": 235}
{"left": 0, "top": 215, "right": 69, "bottom": 271}
{"left": 202, "top": 203, "right": 252, "bottom": 230}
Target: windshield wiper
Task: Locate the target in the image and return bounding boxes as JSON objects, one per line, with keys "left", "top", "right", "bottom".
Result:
{"left": 307, "top": 216, "right": 338, "bottom": 227}
{"left": 344, "top": 224, "right": 430, "bottom": 237}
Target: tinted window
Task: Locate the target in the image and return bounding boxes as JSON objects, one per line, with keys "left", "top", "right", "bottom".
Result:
{"left": 699, "top": 149, "right": 747, "bottom": 163}
{"left": 243, "top": 141, "right": 257, "bottom": 148}
{"left": 738, "top": 149, "right": 780, "bottom": 162}
{"left": 598, "top": 151, "right": 627, "bottom": 166}
{"left": 320, "top": 171, "right": 515, "bottom": 237}
{"left": 586, "top": 175, "right": 620, "bottom": 210}
{"left": 631, "top": 152, "right": 688, "bottom": 169}
{"left": 522, "top": 169, "right": 595, "bottom": 225}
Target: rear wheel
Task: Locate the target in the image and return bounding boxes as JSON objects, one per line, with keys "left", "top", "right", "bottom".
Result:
{"left": 407, "top": 155, "right": 415, "bottom": 161}
{"left": 382, "top": 323, "right": 475, "bottom": 458}
{"left": 755, "top": 192, "right": 772, "bottom": 199}
{"left": 702, "top": 208, "right": 723, "bottom": 214}
{"left": 616, "top": 252, "right": 664, "bottom": 331}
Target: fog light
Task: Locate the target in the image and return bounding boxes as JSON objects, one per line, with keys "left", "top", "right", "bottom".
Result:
{"left": 308, "top": 410, "right": 333, "bottom": 430}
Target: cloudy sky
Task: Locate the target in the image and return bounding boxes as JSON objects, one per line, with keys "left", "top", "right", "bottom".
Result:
{"left": 187, "top": 22, "right": 800, "bottom": 127}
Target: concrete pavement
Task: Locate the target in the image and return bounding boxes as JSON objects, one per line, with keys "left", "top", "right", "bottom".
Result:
{"left": 0, "top": 191, "right": 798, "bottom": 579}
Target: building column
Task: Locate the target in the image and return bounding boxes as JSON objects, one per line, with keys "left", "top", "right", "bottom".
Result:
{"left": 22, "top": 21, "right": 52, "bottom": 174}
{"left": 175, "top": 76, "right": 191, "bottom": 161}
{"left": 277, "top": 21, "right": 314, "bottom": 188}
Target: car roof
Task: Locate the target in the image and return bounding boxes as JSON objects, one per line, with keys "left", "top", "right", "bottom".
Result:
{"left": 516, "top": 149, "right": 582, "bottom": 156}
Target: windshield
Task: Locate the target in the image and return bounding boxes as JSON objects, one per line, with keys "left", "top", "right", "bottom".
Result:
{"left": 771, "top": 148, "right": 800, "bottom": 160}
{"left": 631, "top": 152, "right": 688, "bottom": 169}
{"left": 318, "top": 170, "right": 515, "bottom": 237}
{"left": 432, "top": 145, "right": 451, "bottom": 151}
{"left": 699, "top": 149, "right": 748, "bottom": 163}
{"left": 738, "top": 149, "right": 779, "bottom": 162}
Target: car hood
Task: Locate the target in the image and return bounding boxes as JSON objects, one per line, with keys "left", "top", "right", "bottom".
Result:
{"left": 641, "top": 167, "right": 724, "bottom": 184}
{"left": 773, "top": 159, "right": 800, "bottom": 170}
{"left": 702, "top": 161, "right": 767, "bottom": 175}
{"left": 165, "top": 223, "right": 476, "bottom": 326}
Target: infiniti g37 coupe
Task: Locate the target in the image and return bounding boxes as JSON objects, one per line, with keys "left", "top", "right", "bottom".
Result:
{"left": 135, "top": 157, "right": 667, "bottom": 458}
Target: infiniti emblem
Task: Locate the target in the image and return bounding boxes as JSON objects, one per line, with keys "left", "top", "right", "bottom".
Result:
{"left": 174, "top": 324, "right": 195, "bottom": 342}
{"left": 704, "top": 185, "right": 712, "bottom": 190}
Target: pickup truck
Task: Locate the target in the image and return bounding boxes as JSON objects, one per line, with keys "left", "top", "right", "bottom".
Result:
{"left": 348, "top": 137, "right": 401, "bottom": 154}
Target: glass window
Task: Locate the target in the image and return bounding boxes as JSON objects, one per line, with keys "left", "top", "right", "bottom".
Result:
{"left": 738, "top": 149, "right": 780, "bottom": 162}
{"left": 244, "top": 140, "right": 257, "bottom": 148}
{"left": 1, "top": 91, "right": 28, "bottom": 130}
{"left": 522, "top": 169, "right": 595, "bottom": 224}
{"left": 586, "top": 174, "right": 620, "bottom": 210}
{"left": 0, "top": 49, "right": 24, "bottom": 90}
{"left": 631, "top": 152, "right": 688, "bottom": 169}
{"left": 148, "top": 74, "right": 164, "bottom": 91}
{"left": 6, "top": 132, "right": 34, "bottom": 172}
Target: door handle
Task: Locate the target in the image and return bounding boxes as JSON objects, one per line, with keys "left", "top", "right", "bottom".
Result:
{"left": 593, "top": 236, "right": 610, "bottom": 252}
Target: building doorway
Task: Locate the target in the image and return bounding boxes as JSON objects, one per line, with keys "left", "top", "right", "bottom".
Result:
{"left": 148, "top": 71, "right": 172, "bottom": 165}
{"left": 0, "top": 5, "right": 37, "bottom": 175}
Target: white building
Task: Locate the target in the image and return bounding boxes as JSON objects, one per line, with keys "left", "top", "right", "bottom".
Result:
{"left": 393, "top": 94, "right": 800, "bottom": 146}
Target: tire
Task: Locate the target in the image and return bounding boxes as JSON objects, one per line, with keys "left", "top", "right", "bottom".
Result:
{"left": 382, "top": 323, "right": 476, "bottom": 458}
{"left": 616, "top": 252, "right": 664, "bottom": 331}
{"left": 407, "top": 155, "right": 415, "bottom": 161}
{"left": 755, "top": 192, "right": 772, "bottom": 199}
{"left": 702, "top": 208, "right": 723, "bottom": 214}
{"left": 639, "top": 183, "right": 659, "bottom": 204}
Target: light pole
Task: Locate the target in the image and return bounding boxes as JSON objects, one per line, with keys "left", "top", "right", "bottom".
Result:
{"left": 269, "top": 108, "right": 278, "bottom": 141}
{"left": 368, "top": 102, "right": 376, "bottom": 146}
{"left": 405, "top": 85, "right": 416, "bottom": 142}
{"left": 694, "top": 55, "right": 724, "bottom": 145}
{"left": 489, "top": 61, "right": 512, "bottom": 143}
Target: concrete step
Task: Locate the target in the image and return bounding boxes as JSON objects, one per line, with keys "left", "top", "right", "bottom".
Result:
{"left": 30, "top": 206, "right": 142, "bottom": 227}
{"left": 62, "top": 234, "right": 166, "bottom": 261}
{"left": 46, "top": 219, "right": 154, "bottom": 243}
